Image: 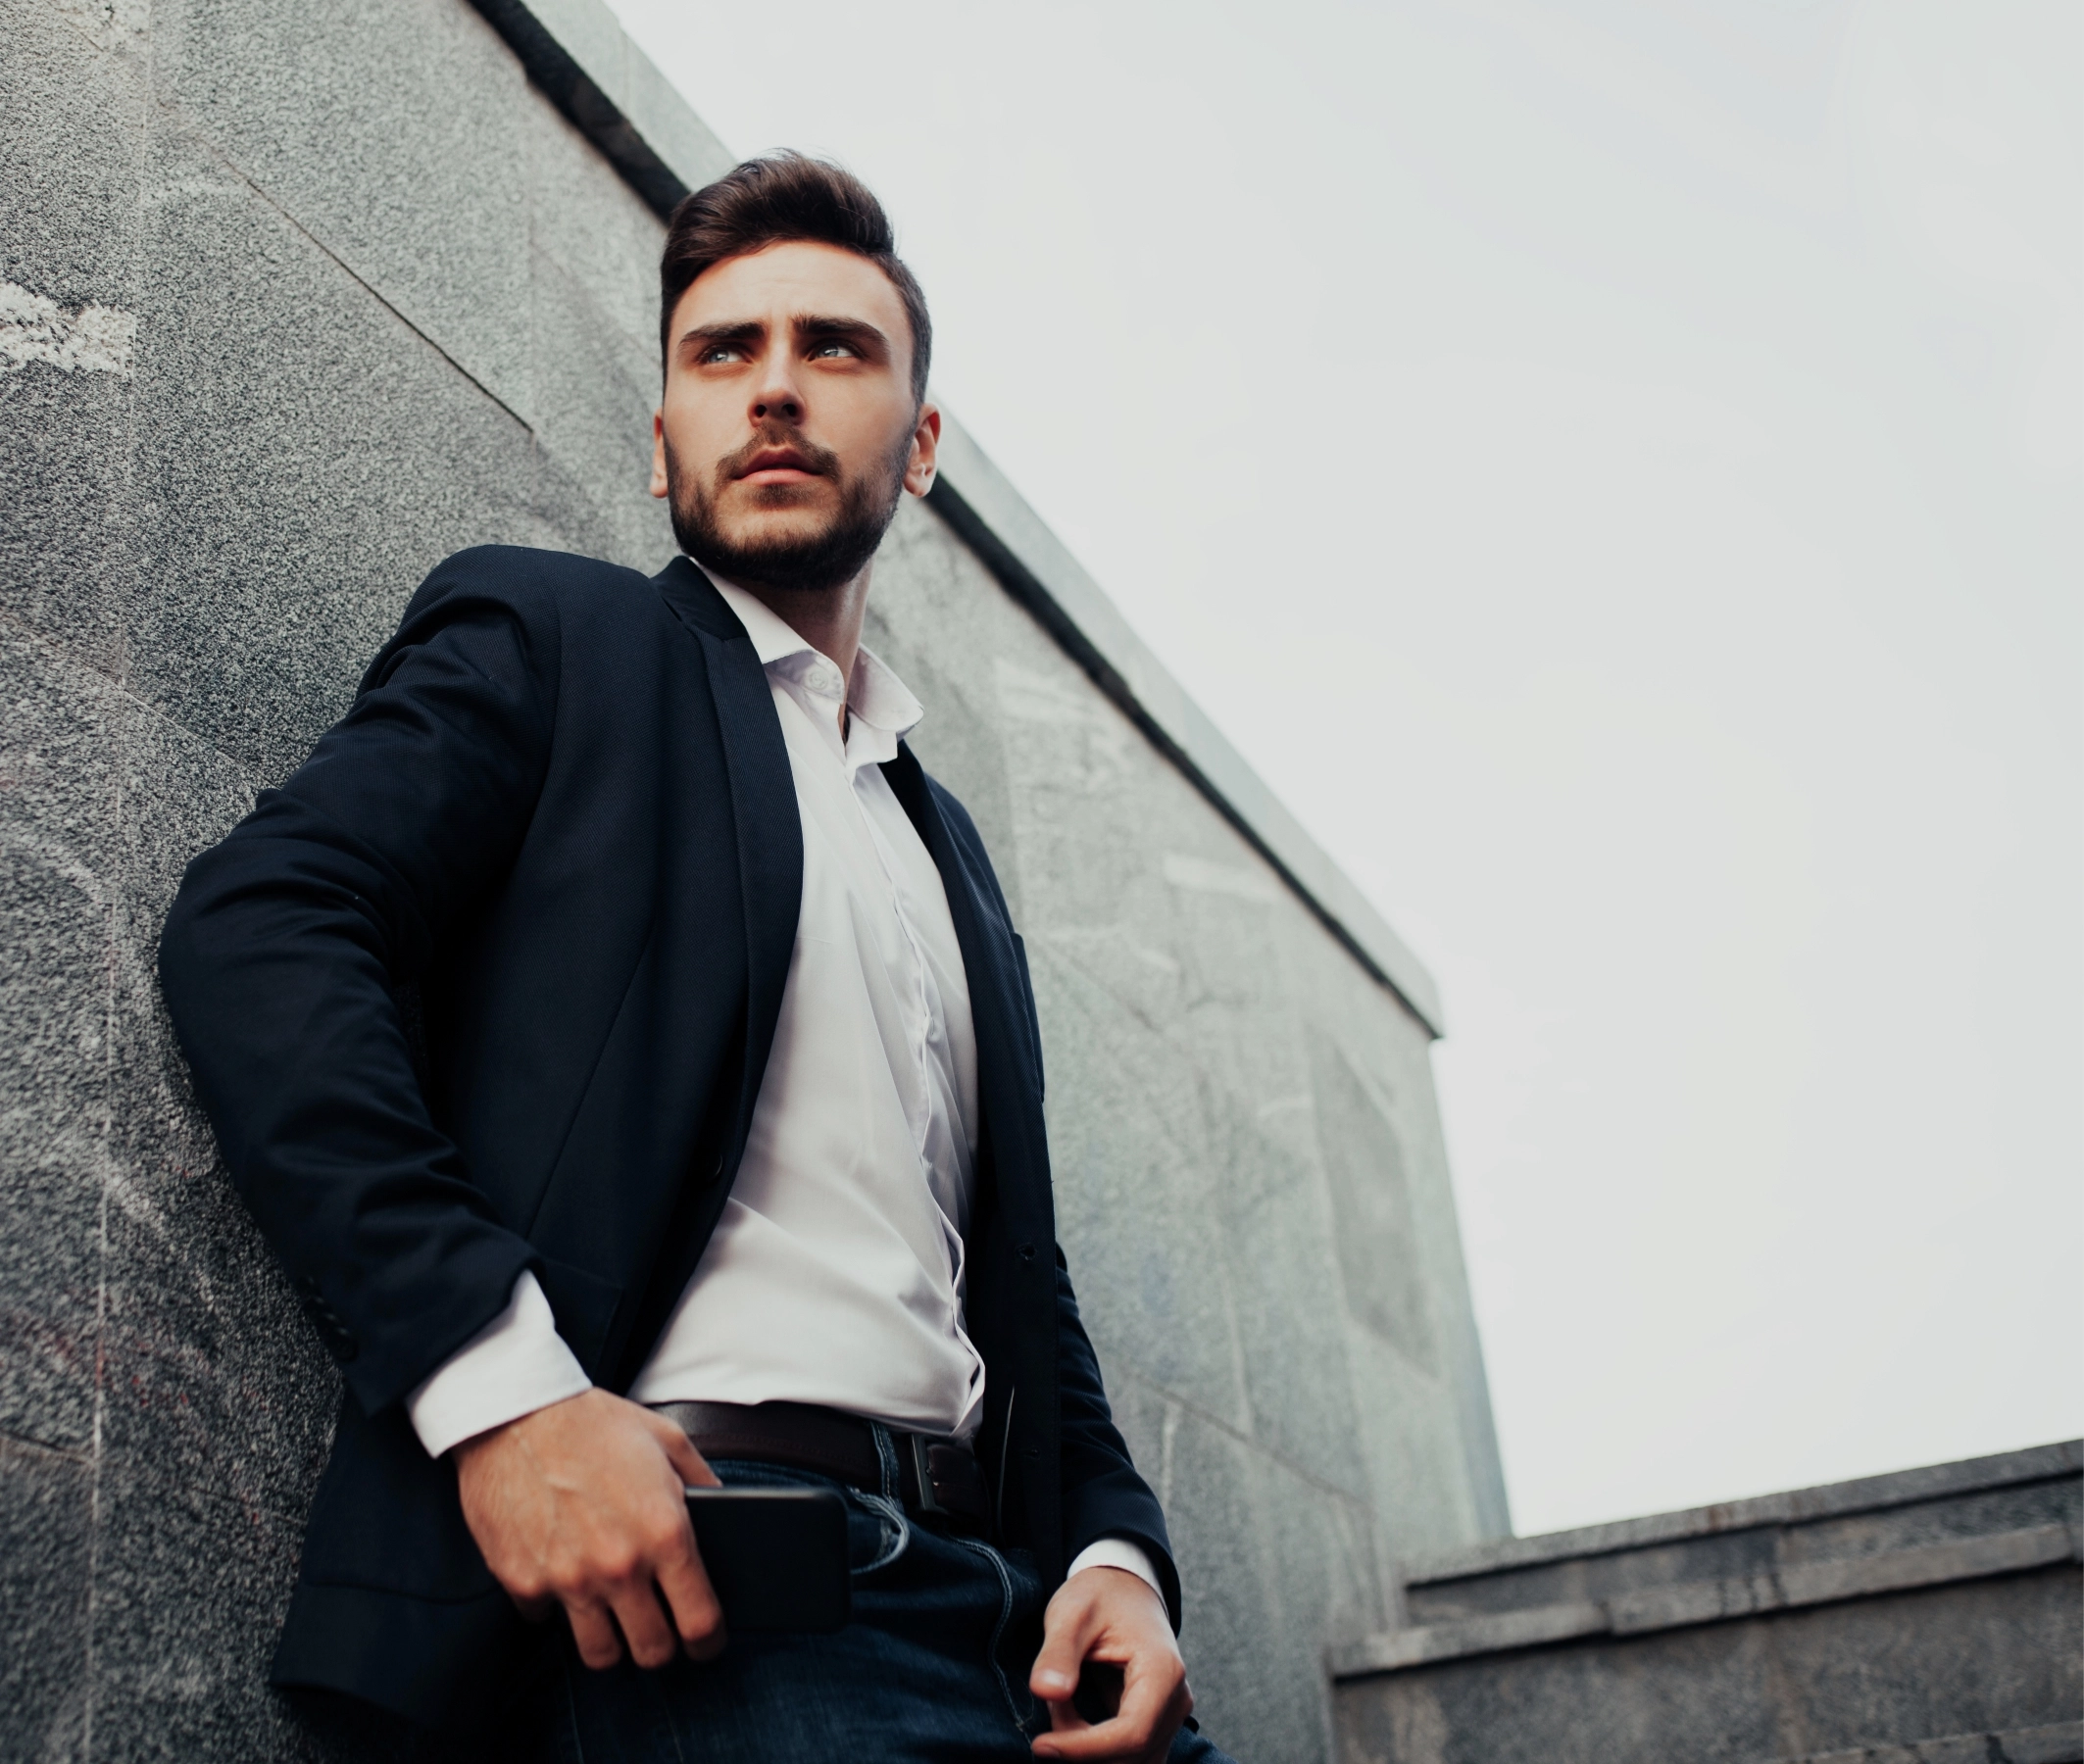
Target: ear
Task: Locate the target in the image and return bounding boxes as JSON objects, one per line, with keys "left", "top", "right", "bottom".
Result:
{"left": 903, "top": 403, "right": 942, "bottom": 498}
{"left": 650, "top": 409, "right": 670, "bottom": 500}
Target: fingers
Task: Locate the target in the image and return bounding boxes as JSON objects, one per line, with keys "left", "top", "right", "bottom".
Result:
{"left": 654, "top": 1526, "right": 728, "bottom": 1661}
{"left": 511, "top": 1590, "right": 559, "bottom": 1623}
{"left": 641, "top": 1417, "right": 725, "bottom": 1658}
{"left": 603, "top": 1574, "right": 683, "bottom": 1671}
{"left": 1030, "top": 1594, "right": 1102, "bottom": 1705}
{"left": 566, "top": 1598, "right": 625, "bottom": 1672}
{"left": 460, "top": 1394, "right": 734, "bottom": 1674}
{"left": 1032, "top": 1666, "right": 1186, "bottom": 1763}
{"left": 1030, "top": 1574, "right": 1190, "bottom": 1763}
{"left": 565, "top": 1528, "right": 724, "bottom": 1672}
{"left": 1106, "top": 1650, "right": 1184, "bottom": 1762}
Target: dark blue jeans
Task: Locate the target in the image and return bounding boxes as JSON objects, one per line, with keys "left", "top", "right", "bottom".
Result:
{"left": 533, "top": 1447, "right": 1233, "bottom": 1763}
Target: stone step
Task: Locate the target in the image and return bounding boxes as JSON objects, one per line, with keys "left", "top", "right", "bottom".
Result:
{"left": 1399, "top": 1442, "right": 2082, "bottom": 1626}
{"left": 1331, "top": 1445, "right": 2083, "bottom": 1764}
{"left": 1333, "top": 1521, "right": 2080, "bottom": 1676}
{"left": 1771, "top": 1721, "right": 2082, "bottom": 1764}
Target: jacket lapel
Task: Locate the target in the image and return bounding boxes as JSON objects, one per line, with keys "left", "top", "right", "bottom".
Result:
{"left": 652, "top": 558, "right": 802, "bottom": 1168}
{"left": 881, "top": 745, "right": 1049, "bottom": 1220}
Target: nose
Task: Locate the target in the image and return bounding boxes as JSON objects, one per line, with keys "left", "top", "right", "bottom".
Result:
{"left": 750, "top": 353, "right": 804, "bottom": 426}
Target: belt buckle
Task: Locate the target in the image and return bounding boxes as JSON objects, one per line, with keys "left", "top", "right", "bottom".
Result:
{"left": 907, "top": 1433, "right": 948, "bottom": 1517}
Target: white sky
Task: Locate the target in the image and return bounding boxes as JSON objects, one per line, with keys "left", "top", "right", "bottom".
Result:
{"left": 603, "top": 0, "right": 2082, "bottom": 1537}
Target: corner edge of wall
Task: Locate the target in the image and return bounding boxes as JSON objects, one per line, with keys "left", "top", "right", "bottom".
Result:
{"left": 466, "top": 0, "right": 1448, "bottom": 1039}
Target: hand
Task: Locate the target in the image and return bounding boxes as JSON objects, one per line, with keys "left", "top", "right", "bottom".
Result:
{"left": 453, "top": 1388, "right": 725, "bottom": 1670}
{"left": 1029, "top": 1566, "right": 1193, "bottom": 1762}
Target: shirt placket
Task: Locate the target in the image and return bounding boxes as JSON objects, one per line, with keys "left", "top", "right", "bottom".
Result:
{"left": 772, "top": 645, "right": 986, "bottom": 1438}
{"left": 849, "top": 749, "right": 985, "bottom": 1430}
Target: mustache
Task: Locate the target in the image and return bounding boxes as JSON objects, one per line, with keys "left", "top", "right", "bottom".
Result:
{"left": 715, "top": 423, "right": 844, "bottom": 487}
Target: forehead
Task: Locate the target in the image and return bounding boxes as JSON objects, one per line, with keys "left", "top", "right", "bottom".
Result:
{"left": 672, "top": 240, "right": 909, "bottom": 336}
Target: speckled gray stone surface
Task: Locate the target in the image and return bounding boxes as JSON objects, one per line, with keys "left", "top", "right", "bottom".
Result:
{"left": 1, "top": 1, "right": 1502, "bottom": 1757}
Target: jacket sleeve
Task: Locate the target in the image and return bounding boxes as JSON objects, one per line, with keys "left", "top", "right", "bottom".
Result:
{"left": 913, "top": 764, "right": 1184, "bottom": 1627}
{"left": 1055, "top": 1250, "right": 1184, "bottom": 1631}
{"left": 158, "top": 547, "right": 564, "bottom": 1420}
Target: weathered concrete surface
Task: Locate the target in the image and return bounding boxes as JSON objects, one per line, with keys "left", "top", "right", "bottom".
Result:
{"left": 1, "top": 0, "right": 1504, "bottom": 1758}
{"left": 1332, "top": 1444, "right": 2084, "bottom": 1764}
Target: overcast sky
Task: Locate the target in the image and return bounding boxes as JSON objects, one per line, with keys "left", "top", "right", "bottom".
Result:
{"left": 603, "top": 0, "right": 2082, "bottom": 1537}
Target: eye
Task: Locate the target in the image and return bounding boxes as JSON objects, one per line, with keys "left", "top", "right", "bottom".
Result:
{"left": 810, "top": 341, "right": 858, "bottom": 360}
{"left": 700, "top": 344, "right": 743, "bottom": 365}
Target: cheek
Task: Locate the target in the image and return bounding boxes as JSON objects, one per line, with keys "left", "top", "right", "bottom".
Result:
{"left": 661, "top": 388, "right": 737, "bottom": 466}
{"left": 825, "top": 396, "right": 917, "bottom": 476}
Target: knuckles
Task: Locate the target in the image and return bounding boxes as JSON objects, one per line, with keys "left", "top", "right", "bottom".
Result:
{"left": 595, "top": 1548, "right": 644, "bottom": 1585}
{"left": 644, "top": 1520, "right": 690, "bottom": 1558}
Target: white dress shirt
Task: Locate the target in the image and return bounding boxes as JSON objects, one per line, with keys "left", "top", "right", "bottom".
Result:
{"left": 404, "top": 569, "right": 1159, "bottom": 1600}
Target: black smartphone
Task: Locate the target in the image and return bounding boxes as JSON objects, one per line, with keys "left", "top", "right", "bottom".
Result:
{"left": 1073, "top": 1661, "right": 1124, "bottom": 1725}
{"left": 684, "top": 1486, "right": 851, "bottom": 1633}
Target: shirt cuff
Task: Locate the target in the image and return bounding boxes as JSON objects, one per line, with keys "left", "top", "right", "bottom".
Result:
{"left": 1066, "top": 1536, "right": 1166, "bottom": 1608}
{"left": 404, "top": 1270, "right": 592, "bottom": 1458}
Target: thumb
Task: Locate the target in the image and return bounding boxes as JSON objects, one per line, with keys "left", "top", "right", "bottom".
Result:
{"left": 649, "top": 1415, "right": 721, "bottom": 1489}
{"left": 1030, "top": 1599, "right": 1097, "bottom": 1704}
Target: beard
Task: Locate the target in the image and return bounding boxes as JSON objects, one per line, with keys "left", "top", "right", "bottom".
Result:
{"left": 666, "top": 420, "right": 911, "bottom": 597}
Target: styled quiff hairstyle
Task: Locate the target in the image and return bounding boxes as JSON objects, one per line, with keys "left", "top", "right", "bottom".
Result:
{"left": 660, "top": 153, "right": 933, "bottom": 408}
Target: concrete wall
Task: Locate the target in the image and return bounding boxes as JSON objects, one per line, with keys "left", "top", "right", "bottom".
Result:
{"left": 0, "top": 1, "right": 1506, "bottom": 1757}
{"left": 1332, "top": 1443, "right": 2084, "bottom": 1764}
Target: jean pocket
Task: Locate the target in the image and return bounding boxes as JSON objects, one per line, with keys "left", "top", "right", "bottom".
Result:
{"left": 847, "top": 1492, "right": 911, "bottom": 1577}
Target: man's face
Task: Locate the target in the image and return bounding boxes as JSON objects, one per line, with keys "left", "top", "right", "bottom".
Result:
{"left": 651, "top": 240, "right": 938, "bottom": 594}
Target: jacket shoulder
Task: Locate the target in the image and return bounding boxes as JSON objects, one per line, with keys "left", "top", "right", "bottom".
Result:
{"left": 400, "top": 545, "right": 657, "bottom": 627}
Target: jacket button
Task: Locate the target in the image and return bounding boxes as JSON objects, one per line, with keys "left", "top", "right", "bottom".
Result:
{"left": 1017, "top": 1244, "right": 1036, "bottom": 1265}
{"left": 294, "top": 1277, "right": 359, "bottom": 1364}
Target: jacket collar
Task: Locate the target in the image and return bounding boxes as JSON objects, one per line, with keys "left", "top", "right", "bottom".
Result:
{"left": 651, "top": 554, "right": 747, "bottom": 642}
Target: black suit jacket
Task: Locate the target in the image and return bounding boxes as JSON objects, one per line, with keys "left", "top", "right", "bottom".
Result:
{"left": 158, "top": 547, "right": 1177, "bottom": 1731}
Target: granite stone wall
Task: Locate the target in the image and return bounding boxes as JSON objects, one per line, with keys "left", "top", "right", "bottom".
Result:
{"left": 0, "top": 2, "right": 1506, "bottom": 1757}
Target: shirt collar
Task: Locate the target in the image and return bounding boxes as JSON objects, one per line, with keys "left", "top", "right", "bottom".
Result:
{"left": 701, "top": 566, "right": 924, "bottom": 743}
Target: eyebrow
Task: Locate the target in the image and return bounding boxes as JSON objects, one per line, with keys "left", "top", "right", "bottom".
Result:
{"left": 793, "top": 315, "right": 889, "bottom": 355}
{"left": 676, "top": 315, "right": 890, "bottom": 355}
{"left": 679, "top": 319, "right": 765, "bottom": 353}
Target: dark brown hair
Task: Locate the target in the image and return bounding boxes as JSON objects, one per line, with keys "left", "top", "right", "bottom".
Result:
{"left": 660, "top": 154, "right": 932, "bottom": 407}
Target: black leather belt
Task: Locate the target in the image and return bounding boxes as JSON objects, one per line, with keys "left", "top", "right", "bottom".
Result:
{"left": 652, "top": 1399, "right": 991, "bottom": 1532}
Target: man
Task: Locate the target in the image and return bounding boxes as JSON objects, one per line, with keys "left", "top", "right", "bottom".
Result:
{"left": 159, "top": 155, "right": 1231, "bottom": 1762}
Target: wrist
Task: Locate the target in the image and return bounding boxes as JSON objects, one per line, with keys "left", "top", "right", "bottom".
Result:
{"left": 452, "top": 1384, "right": 596, "bottom": 1467}
{"left": 1065, "top": 1536, "right": 1166, "bottom": 1610}
{"left": 406, "top": 1271, "right": 591, "bottom": 1458}
{"left": 1070, "top": 1561, "right": 1166, "bottom": 1614}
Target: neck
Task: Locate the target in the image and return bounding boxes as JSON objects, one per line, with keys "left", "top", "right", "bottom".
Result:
{"left": 734, "top": 564, "right": 872, "bottom": 723}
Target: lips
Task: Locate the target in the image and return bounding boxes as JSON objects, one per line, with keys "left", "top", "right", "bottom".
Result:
{"left": 717, "top": 427, "right": 844, "bottom": 490}
{"left": 734, "top": 448, "right": 821, "bottom": 482}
